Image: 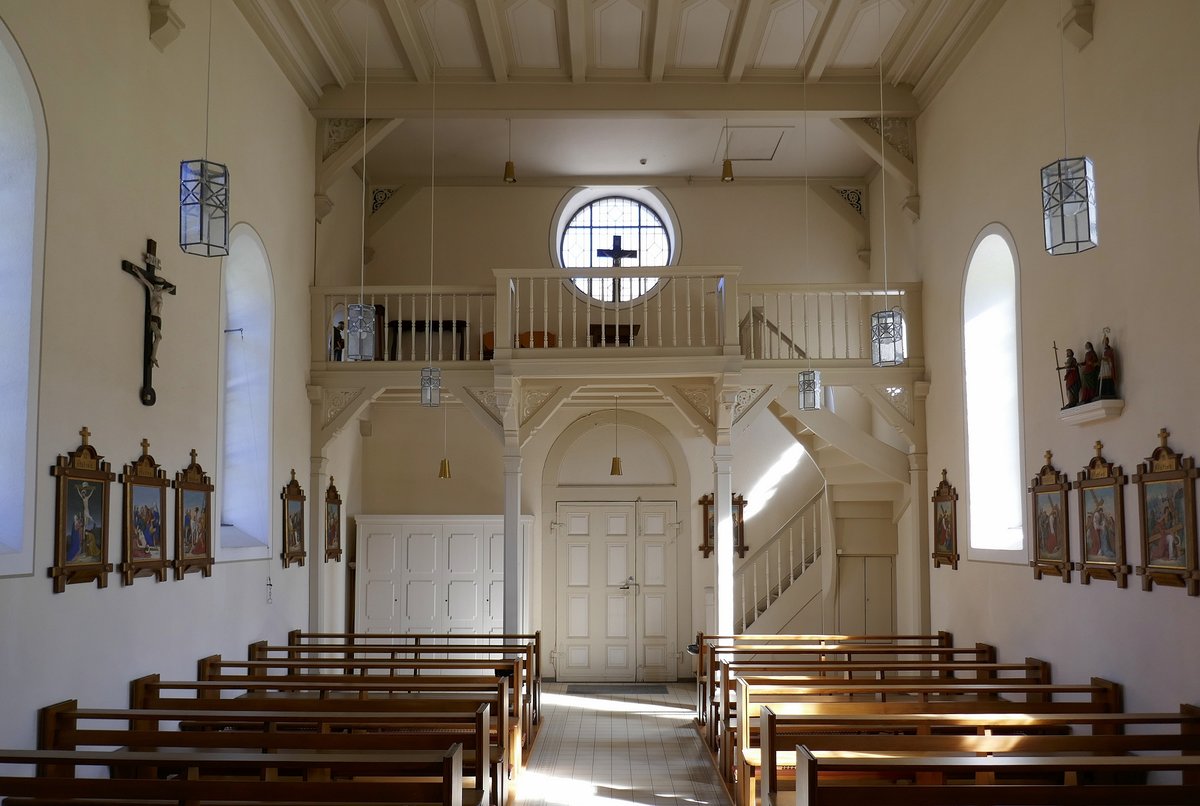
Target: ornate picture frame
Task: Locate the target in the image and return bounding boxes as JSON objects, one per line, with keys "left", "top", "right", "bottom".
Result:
{"left": 173, "top": 449, "right": 214, "bottom": 579}
{"left": 324, "top": 477, "right": 342, "bottom": 563}
{"left": 698, "top": 493, "right": 747, "bottom": 558}
{"left": 1071, "top": 441, "right": 1130, "bottom": 587}
{"left": 119, "top": 438, "right": 170, "bottom": 585}
{"left": 1029, "top": 451, "right": 1071, "bottom": 582}
{"left": 281, "top": 469, "right": 306, "bottom": 568}
{"left": 930, "top": 469, "right": 959, "bottom": 570}
{"left": 1133, "top": 428, "right": 1198, "bottom": 595}
{"left": 48, "top": 427, "right": 115, "bottom": 593}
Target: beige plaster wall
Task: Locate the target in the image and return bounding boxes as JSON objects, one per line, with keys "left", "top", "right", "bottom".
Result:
{"left": 919, "top": 0, "right": 1200, "bottom": 710}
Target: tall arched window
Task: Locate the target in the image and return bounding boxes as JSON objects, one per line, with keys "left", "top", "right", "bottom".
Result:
{"left": 963, "top": 226, "right": 1024, "bottom": 560}
{"left": 218, "top": 225, "right": 273, "bottom": 560}
{"left": 0, "top": 22, "right": 44, "bottom": 577}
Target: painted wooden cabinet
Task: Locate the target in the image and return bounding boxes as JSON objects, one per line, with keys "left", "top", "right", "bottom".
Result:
{"left": 354, "top": 515, "right": 530, "bottom": 635}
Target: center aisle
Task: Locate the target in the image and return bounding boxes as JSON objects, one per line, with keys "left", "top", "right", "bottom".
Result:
{"left": 516, "top": 682, "right": 731, "bottom": 806}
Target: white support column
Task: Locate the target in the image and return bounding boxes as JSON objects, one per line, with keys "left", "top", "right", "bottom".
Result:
{"left": 503, "top": 451, "right": 523, "bottom": 633}
{"left": 307, "top": 453, "right": 329, "bottom": 632}
{"left": 714, "top": 448, "right": 734, "bottom": 635}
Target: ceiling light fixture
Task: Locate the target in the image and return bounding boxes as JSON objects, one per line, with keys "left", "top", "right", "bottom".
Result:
{"left": 870, "top": 2, "right": 905, "bottom": 368}
{"left": 797, "top": 0, "right": 821, "bottom": 411}
{"left": 1041, "top": 0, "right": 1097, "bottom": 255}
{"left": 609, "top": 396, "right": 623, "bottom": 476}
{"left": 179, "top": 0, "right": 229, "bottom": 257}
{"left": 420, "top": 67, "right": 442, "bottom": 409}
{"left": 721, "top": 119, "right": 734, "bottom": 183}
{"left": 345, "top": 22, "right": 374, "bottom": 361}
{"left": 503, "top": 118, "right": 516, "bottom": 184}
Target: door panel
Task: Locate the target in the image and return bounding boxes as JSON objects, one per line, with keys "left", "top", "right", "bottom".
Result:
{"left": 636, "top": 502, "right": 677, "bottom": 681}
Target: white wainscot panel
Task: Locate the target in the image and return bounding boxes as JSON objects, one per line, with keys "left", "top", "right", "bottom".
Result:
{"left": 567, "top": 594, "right": 589, "bottom": 637}
{"left": 643, "top": 513, "right": 666, "bottom": 535}
{"left": 606, "top": 646, "right": 628, "bottom": 668}
{"left": 488, "top": 531, "right": 504, "bottom": 574}
{"left": 404, "top": 532, "right": 438, "bottom": 573}
{"left": 567, "top": 544, "right": 589, "bottom": 586}
{"left": 366, "top": 534, "right": 398, "bottom": 572}
{"left": 644, "top": 594, "right": 666, "bottom": 638}
{"left": 607, "top": 514, "right": 628, "bottom": 535}
{"left": 364, "top": 580, "right": 396, "bottom": 621}
{"left": 643, "top": 544, "right": 665, "bottom": 585}
{"left": 568, "top": 646, "right": 589, "bottom": 667}
{"left": 404, "top": 580, "right": 438, "bottom": 626}
{"left": 446, "top": 532, "right": 479, "bottom": 573}
{"left": 568, "top": 513, "right": 589, "bottom": 535}
{"left": 606, "top": 543, "right": 629, "bottom": 586}
{"left": 487, "top": 580, "right": 504, "bottom": 621}
{"left": 606, "top": 594, "right": 628, "bottom": 638}
{"left": 447, "top": 579, "right": 479, "bottom": 620}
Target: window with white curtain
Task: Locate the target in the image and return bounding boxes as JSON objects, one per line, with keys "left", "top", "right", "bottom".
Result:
{"left": 963, "top": 226, "right": 1025, "bottom": 560}
{"left": 0, "top": 23, "right": 43, "bottom": 577}
{"left": 218, "top": 225, "right": 273, "bottom": 560}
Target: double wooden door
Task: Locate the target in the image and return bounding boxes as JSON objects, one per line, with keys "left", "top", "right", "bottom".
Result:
{"left": 555, "top": 501, "right": 678, "bottom": 681}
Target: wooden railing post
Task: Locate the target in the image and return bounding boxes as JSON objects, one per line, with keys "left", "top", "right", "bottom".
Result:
{"left": 493, "top": 271, "right": 514, "bottom": 359}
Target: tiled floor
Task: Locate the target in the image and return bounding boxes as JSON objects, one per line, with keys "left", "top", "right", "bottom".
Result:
{"left": 516, "top": 682, "right": 731, "bottom": 806}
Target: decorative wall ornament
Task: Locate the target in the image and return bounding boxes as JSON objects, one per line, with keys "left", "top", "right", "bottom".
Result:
{"left": 732, "top": 385, "right": 770, "bottom": 423}
{"left": 465, "top": 387, "right": 503, "bottom": 425}
{"left": 119, "top": 438, "right": 171, "bottom": 585}
{"left": 324, "top": 477, "right": 342, "bottom": 563}
{"left": 1133, "top": 428, "right": 1198, "bottom": 595}
{"left": 677, "top": 385, "right": 714, "bottom": 423}
{"left": 323, "top": 118, "right": 365, "bottom": 159}
{"left": 324, "top": 388, "right": 364, "bottom": 427}
{"left": 874, "top": 384, "right": 913, "bottom": 422}
{"left": 521, "top": 386, "right": 559, "bottom": 425}
{"left": 835, "top": 186, "right": 865, "bottom": 218}
{"left": 370, "top": 187, "right": 396, "bottom": 214}
{"left": 173, "top": 449, "right": 213, "bottom": 579}
{"left": 49, "top": 427, "right": 115, "bottom": 593}
{"left": 861, "top": 116, "right": 915, "bottom": 162}
{"left": 1029, "top": 451, "right": 1071, "bottom": 582}
{"left": 1072, "top": 441, "right": 1130, "bottom": 587}
{"left": 930, "top": 469, "right": 959, "bottom": 570}
{"left": 698, "top": 493, "right": 748, "bottom": 558}
{"left": 280, "top": 469, "right": 306, "bottom": 569}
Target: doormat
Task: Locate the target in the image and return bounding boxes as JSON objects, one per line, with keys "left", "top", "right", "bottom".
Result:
{"left": 565, "top": 684, "right": 669, "bottom": 695}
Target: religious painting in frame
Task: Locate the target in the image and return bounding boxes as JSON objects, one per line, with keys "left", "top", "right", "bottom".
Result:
{"left": 1071, "top": 441, "right": 1130, "bottom": 587}
{"left": 48, "top": 426, "right": 115, "bottom": 593}
{"left": 173, "top": 449, "right": 214, "bottom": 579}
{"left": 1029, "top": 451, "right": 1071, "bottom": 582}
{"left": 1133, "top": 428, "right": 1198, "bottom": 596}
{"left": 698, "top": 493, "right": 748, "bottom": 558}
{"left": 281, "top": 469, "right": 306, "bottom": 568}
{"left": 930, "top": 469, "right": 959, "bottom": 570}
{"left": 324, "top": 477, "right": 342, "bottom": 563}
{"left": 119, "top": 438, "right": 171, "bottom": 585}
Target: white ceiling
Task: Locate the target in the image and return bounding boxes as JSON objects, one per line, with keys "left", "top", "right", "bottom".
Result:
{"left": 234, "top": 0, "right": 1005, "bottom": 186}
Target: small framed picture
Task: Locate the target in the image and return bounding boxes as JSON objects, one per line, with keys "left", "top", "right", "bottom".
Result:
{"left": 325, "top": 477, "right": 343, "bottom": 563}
{"left": 1133, "top": 428, "right": 1198, "bottom": 596}
{"left": 1072, "top": 441, "right": 1130, "bottom": 587}
{"left": 119, "top": 438, "right": 171, "bottom": 585}
{"left": 1029, "top": 450, "right": 1071, "bottom": 582}
{"left": 48, "top": 426, "right": 115, "bottom": 592}
{"left": 930, "top": 469, "right": 959, "bottom": 570}
{"left": 173, "top": 449, "right": 214, "bottom": 579}
{"left": 281, "top": 469, "right": 306, "bottom": 568}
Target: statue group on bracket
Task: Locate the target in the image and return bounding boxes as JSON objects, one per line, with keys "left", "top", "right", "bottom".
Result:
{"left": 1055, "top": 328, "right": 1119, "bottom": 409}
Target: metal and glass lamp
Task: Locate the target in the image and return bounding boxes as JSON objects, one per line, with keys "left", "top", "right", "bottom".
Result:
{"left": 798, "top": 370, "right": 822, "bottom": 411}
{"left": 345, "top": 28, "right": 374, "bottom": 361}
{"left": 179, "top": 0, "right": 228, "bottom": 257}
{"left": 421, "top": 366, "right": 442, "bottom": 407}
{"left": 797, "top": 18, "right": 821, "bottom": 412}
{"left": 869, "top": 3, "right": 905, "bottom": 368}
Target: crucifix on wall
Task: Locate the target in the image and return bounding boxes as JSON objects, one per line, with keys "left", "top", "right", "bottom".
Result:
{"left": 122, "top": 238, "right": 177, "bottom": 406}
{"left": 596, "top": 235, "right": 638, "bottom": 267}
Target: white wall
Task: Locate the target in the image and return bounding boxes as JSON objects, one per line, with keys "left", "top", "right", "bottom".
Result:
{"left": 919, "top": 0, "right": 1200, "bottom": 710}
{"left": 0, "top": 0, "right": 314, "bottom": 747}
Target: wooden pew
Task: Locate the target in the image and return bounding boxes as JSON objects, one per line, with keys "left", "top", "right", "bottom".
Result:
{"left": 130, "top": 672, "right": 516, "bottom": 782}
{"left": 0, "top": 744, "right": 464, "bottom": 806}
{"left": 287, "top": 629, "right": 543, "bottom": 722}
{"left": 758, "top": 703, "right": 1200, "bottom": 806}
{"left": 38, "top": 699, "right": 493, "bottom": 805}
{"left": 789, "top": 744, "right": 1200, "bottom": 806}
{"left": 694, "top": 633, "right": 954, "bottom": 724}
{"left": 728, "top": 675, "right": 1124, "bottom": 795}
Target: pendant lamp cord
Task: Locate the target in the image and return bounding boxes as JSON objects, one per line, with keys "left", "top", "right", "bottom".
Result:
{"left": 1058, "top": 0, "right": 1068, "bottom": 157}
{"left": 614, "top": 396, "right": 619, "bottom": 456}
{"left": 801, "top": 0, "right": 812, "bottom": 368}
{"left": 878, "top": 0, "right": 889, "bottom": 302}
{"left": 427, "top": 71, "right": 437, "bottom": 364}
{"left": 204, "top": 0, "right": 213, "bottom": 161}
{"left": 359, "top": 24, "right": 368, "bottom": 310}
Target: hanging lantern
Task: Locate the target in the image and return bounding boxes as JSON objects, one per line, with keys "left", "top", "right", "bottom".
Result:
{"left": 345, "top": 303, "right": 375, "bottom": 362}
{"left": 798, "top": 369, "right": 822, "bottom": 411}
{"left": 179, "top": 159, "right": 229, "bottom": 257}
{"left": 421, "top": 365, "right": 442, "bottom": 407}
{"left": 1041, "top": 156, "right": 1097, "bottom": 255}
{"left": 871, "top": 308, "right": 906, "bottom": 367}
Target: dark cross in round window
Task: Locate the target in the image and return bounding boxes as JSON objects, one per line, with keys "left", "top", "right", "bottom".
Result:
{"left": 560, "top": 196, "right": 669, "bottom": 302}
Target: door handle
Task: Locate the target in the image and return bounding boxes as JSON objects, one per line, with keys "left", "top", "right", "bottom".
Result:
{"left": 618, "top": 576, "right": 640, "bottom": 591}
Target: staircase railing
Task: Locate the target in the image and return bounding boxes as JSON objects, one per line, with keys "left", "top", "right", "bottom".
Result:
{"left": 735, "top": 490, "right": 826, "bottom": 632}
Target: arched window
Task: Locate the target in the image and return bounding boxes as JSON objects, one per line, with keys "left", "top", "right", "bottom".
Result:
{"left": 963, "top": 226, "right": 1024, "bottom": 560}
{"left": 218, "top": 225, "right": 273, "bottom": 560}
{"left": 551, "top": 187, "right": 679, "bottom": 303}
{"left": 0, "top": 23, "right": 44, "bottom": 577}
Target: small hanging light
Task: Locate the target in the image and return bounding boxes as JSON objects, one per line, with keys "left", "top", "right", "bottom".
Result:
{"left": 421, "top": 68, "right": 442, "bottom": 402}
{"left": 610, "top": 396, "right": 623, "bottom": 476}
{"left": 869, "top": 2, "right": 905, "bottom": 368}
{"left": 179, "top": 0, "right": 228, "bottom": 257}
{"left": 721, "top": 120, "right": 734, "bottom": 182}
{"left": 345, "top": 24, "right": 374, "bottom": 361}
{"left": 797, "top": 10, "right": 821, "bottom": 412}
{"left": 420, "top": 365, "right": 442, "bottom": 407}
{"left": 503, "top": 118, "right": 517, "bottom": 184}
{"left": 437, "top": 403, "right": 451, "bottom": 478}
{"left": 798, "top": 370, "right": 822, "bottom": 412}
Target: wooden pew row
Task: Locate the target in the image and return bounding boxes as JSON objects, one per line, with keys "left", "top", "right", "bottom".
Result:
{"left": 251, "top": 639, "right": 538, "bottom": 731}
{"left": 38, "top": 700, "right": 492, "bottom": 806}
{"left": 726, "top": 676, "right": 1125, "bottom": 792}
{"left": 694, "top": 633, "right": 954, "bottom": 724}
{"left": 788, "top": 745, "right": 1200, "bottom": 806}
{"left": 130, "top": 673, "right": 518, "bottom": 782}
{"left": 201, "top": 652, "right": 530, "bottom": 748}
{"left": 288, "top": 630, "right": 543, "bottom": 722}
{"left": 0, "top": 745, "right": 464, "bottom": 806}
{"left": 708, "top": 655, "right": 1050, "bottom": 746}
{"left": 758, "top": 704, "right": 1200, "bottom": 806}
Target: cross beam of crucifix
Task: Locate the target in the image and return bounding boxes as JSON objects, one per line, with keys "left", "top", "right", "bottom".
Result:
{"left": 597, "top": 235, "right": 638, "bottom": 267}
